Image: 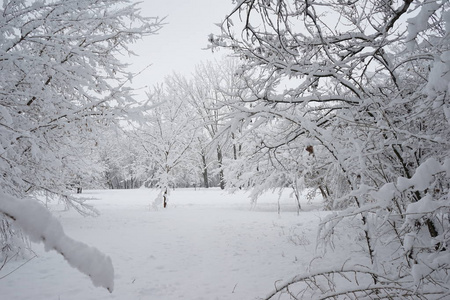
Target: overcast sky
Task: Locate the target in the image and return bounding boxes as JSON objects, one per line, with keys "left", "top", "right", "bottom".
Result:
{"left": 127, "top": 1, "right": 236, "bottom": 99}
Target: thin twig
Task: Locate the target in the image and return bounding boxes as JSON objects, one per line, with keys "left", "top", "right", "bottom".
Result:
{"left": 0, "top": 254, "right": 37, "bottom": 280}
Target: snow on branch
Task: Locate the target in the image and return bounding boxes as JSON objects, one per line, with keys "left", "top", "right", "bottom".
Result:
{"left": 369, "top": 157, "right": 450, "bottom": 202}
{"left": 0, "top": 192, "right": 114, "bottom": 292}
{"left": 406, "top": 1, "right": 443, "bottom": 50}
{"left": 263, "top": 264, "right": 448, "bottom": 300}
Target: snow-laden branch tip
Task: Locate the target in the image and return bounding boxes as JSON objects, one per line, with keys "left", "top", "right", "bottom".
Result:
{"left": 0, "top": 192, "right": 114, "bottom": 292}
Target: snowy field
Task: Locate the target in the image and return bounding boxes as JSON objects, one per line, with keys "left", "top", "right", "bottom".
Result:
{"left": 0, "top": 188, "right": 330, "bottom": 300}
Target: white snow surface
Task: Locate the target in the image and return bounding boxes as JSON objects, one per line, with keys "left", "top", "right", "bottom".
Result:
{"left": 0, "top": 188, "right": 328, "bottom": 300}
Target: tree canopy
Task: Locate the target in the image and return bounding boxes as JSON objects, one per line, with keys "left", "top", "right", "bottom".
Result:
{"left": 209, "top": 0, "right": 450, "bottom": 298}
{"left": 0, "top": 0, "right": 162, "bottom": 291}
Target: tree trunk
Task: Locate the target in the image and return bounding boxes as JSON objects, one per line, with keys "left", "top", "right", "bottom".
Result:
{"left": 217, "top": 147, "right": 225, "bottom": 190}
{"left": 163, "top": 188, "right": 168, "bottom": 208}
{"left": 232, "top": 133, "right": 238, "bottom": 160}
{"left": 202, "top": 153, "right": 209, "bottom": 188}
{"left": 292, "top": 185, "right": 301, "bottom": 215}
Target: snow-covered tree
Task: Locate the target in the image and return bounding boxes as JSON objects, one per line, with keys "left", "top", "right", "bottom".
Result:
{"left": 0, "top": 0, "right": 162, "bottom": 291}
{"left": 132, "top": 83, "right": 199, "bottom": 208}
{"left": 169, "top": 59, "right": 248, "bottom": 189}
{"left": 212, "top": 0, "right": 450, "bottom": 298}
{"left": 98, "top": 129, "right": 146, "bottom": 189}
{"left": 97, "top": 59, "right": 247, "bottom": 194}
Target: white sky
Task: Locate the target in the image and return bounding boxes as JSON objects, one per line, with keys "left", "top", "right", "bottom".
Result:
{"left": 127, "top": 1, "right": 236, "bottom": 100}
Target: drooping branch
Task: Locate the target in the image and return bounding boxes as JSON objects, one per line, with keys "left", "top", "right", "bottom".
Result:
{"left": 0, "top": 192, "right": 114, "bottom": 292}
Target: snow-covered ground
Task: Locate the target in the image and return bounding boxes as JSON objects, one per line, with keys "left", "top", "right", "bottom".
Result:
{"left": 0, "top": 188, "right": 329, "bottom": 300}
